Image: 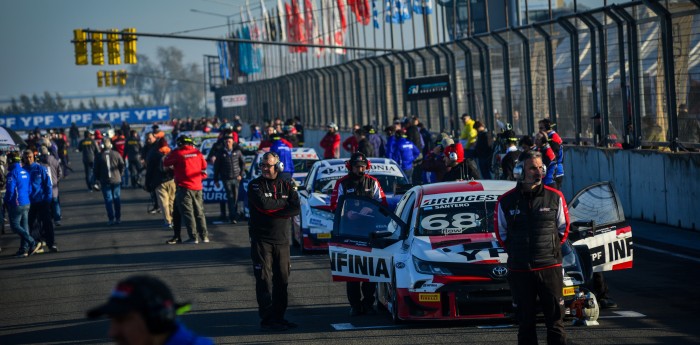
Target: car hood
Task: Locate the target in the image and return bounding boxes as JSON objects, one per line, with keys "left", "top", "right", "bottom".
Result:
{"left": 411, "top": 233, "right": 507, "bottom": 264}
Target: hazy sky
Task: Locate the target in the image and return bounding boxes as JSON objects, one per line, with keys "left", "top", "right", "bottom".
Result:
{"left": 0, "top": 0, "right": 243, "bottom": 101}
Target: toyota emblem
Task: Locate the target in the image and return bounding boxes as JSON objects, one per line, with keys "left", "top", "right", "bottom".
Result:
{"left": 492, "top": 266, "right": 508, "bottom": 278}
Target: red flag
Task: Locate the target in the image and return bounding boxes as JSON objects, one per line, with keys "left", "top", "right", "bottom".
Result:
{"left": 337, "top": 0, "right": 347, "bottom": 31}
{"left": 348, "top": 0, "right": 370, "bottom": 25}
{"left": 285, "top": 2, "right": 295, "bottom": 52}
{"left": 291, "top": 0, "right": 307, "bottom": 52}
{"left": 305, "top": 0, "right": 323, "bottom": 56}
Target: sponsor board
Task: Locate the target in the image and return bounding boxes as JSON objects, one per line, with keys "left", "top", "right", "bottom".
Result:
{"left": 221, "top": 94, "right": 247, "bottom": 107}
{"left": 202, "top": 179, "right": 227, "bottom": 203}
{"left": 1, "top": 106, "right": 170, "bottom": 130}
{"left": 330, "top": 251, "right": 391, "bottom": 282}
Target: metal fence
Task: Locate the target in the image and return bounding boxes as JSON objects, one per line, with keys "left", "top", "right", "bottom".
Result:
{"left": 217, "top": 0, "right": 700, "bottom": 150}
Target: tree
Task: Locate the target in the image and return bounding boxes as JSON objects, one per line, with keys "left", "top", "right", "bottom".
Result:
{"left": 121, "top": 46, "right": 204, "bottom": 118}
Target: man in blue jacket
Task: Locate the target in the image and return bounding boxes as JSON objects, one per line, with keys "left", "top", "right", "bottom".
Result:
{"left": 23, "top": 149, "right": 56, "bottom": 253}
{"left": 4, "top": 152, "right": 41, "bottom": 258}
{"left": 395, "top": 130, "right": 421, "bottom": 183}
{"left": 269, "top": 132, "right": 294, "bottom": 182}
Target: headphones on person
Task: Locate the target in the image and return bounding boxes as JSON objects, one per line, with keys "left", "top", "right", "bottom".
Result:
{"left": 513, "top": 156, "right": 546, "bottom": 181}
{"left": 448, "top": 152, "right": 458, "bottom": 162}
{"left": 261, "top": 151, "right": 284, "bottom": 172}
{"left": 345, "top": 152, "right": 371, "bottom": 170}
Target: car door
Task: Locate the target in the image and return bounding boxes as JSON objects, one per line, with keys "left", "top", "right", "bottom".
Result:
{"left": 568, "top": 182, "right": 633, "bottom": 272}
{"left": 329, "top": 195, "right": 408, "bottom": 283}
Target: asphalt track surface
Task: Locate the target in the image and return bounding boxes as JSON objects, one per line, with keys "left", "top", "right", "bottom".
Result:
{"left": 1, "top": 152, "right": 700, "bottom": 344}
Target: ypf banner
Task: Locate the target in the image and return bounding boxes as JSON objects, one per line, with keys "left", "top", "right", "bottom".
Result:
{"left": 0, "top": 106, "right": 170, "bottom": 131}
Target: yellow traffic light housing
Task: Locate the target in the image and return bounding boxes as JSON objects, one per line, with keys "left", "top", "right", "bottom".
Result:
{"left": 118, "top": 70, "right": 127, "bottom": 86}
{"left": 123, "top": 28, "right": 137, "bottom": 64}
{"left": 107, "top": 29, "right": 121, "bottom": 65}
{"left": 110, "top": 70, "right": 118, "bottom": 85}
{"left": 91, "top": 32, "right": 104, "bottom": 65}
{"left": 104, "top": 71, "right": 112, "bottom": 86}
{"left": 73, "top": 29, "right": 88, "bottom": 65}
{"left": 97, "top": 71, "right": 104, "bottom": 87}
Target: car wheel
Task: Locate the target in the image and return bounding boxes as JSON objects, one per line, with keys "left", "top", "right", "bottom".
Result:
{"left": 391, "top": 271, "right": 403, "bottom": 324}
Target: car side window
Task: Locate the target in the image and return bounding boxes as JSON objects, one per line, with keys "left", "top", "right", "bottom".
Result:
{"left": 393, "top": 193, "right": 410, "bottom": 218}
{"left": 400, "top": 192, "right": 416, "bottom": 224}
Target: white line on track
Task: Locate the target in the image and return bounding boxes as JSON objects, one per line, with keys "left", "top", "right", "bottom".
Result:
{"left": 635, "top": 244, "right": 700, "bottom": 264}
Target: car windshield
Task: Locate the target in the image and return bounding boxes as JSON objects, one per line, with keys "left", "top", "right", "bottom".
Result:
{"left": 294, "top": 159, "right": 316, "bottom": 173}
{"left": 416, "top": 197, "right": 496, "bottom": 236}
{"left": 312, "top": 174, "right": 408, "bottom": 195}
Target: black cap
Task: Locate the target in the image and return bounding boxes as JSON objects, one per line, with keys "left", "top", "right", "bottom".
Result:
{"left": 176, "top": 135, "right": 194, "bottom": 146}
{"left": 349, "top": 152, "right": 369, "bottom": 167}
{"left": 87, "top": 275, "right": 184, "bottom": 319}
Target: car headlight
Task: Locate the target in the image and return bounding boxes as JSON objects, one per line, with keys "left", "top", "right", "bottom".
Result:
{"left": 310, "top": 208, "right": 334, "bottom": 220}
{"left": 413, "top": 256, "right": 453, "bottom": 275}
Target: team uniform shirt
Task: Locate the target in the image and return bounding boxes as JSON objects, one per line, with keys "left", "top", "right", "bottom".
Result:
{"left": 330, "top": 174, "right": 387, "bottom": 211}
{"left": 4, "top": 163, "right": 31, "bottom": 207}
{"left": 163, "top": 145, "right": 208, "bottom": 191}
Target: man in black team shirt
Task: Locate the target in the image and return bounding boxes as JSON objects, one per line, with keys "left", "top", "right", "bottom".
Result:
{"left": 248, "top": 151, "right": 300, "bottom": 331}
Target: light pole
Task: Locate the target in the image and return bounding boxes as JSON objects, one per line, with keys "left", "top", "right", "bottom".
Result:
{"left": 190, "top": 9, "right": 237, "bottom": 35}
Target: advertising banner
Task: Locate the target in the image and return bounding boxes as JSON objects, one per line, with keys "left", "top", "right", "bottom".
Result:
{"left": 0, "top": 106, "right": 170, "bottom": 131}
{"left": 221, "top": 94, "right": 247, "bottom": 108}
{"left": 404, "top": 74, "right": 451, "bottom": 101}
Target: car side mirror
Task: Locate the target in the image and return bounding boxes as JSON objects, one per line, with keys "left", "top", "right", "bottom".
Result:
{"left": 569, "top": 220, "right": 595, "bottom": 241}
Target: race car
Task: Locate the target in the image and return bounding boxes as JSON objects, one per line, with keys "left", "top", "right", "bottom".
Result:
{"left": 294, "top": 158, "right": 409, "bottom": 253}
{"left": 329, "top": 180, "right": 633, "bottom": 322}
{"left": 240, "top": 148, "right": 320, "bottom": 217}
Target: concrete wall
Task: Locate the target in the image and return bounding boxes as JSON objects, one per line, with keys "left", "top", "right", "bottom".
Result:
{"left": 561, "top": 147, "right": 700, "bottom": 231}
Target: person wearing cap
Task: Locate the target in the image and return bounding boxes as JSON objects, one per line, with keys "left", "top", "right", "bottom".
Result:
{"left": 38, "top": 146, "right": 63, "bottom": 227}
{"left": 320, "top": 123, "right": 341, "bottom": 159}
{"left": 442, "top": 141, "right": 475, "bottom": 182}
{"left": 355, "top": 128, "right": 374, "bottom": 157}
{"left": 23, "top": 149, "right": 56, "bottom": 252}
{"left": 459, "top": 113, "right": 478, "bottom": 155}
{"left": 500, "top": 130, "right": 521, "bottom": 181}
{"left": 87, "top": 275, "right": 213, "bottom": 345}
{"left": 330, "top": 152, "right": 388, "bottom": 316}
{"left": 213, "top": 135, "right": 245, "bottom": 224}
{"left": 363, "top": 125, "right": 386, "bottom": 157}
{"left": 94, "top": 139, "right": 126, "bottom": 225}
{"left": 163, "top": 135, "right": 209, "bottom": 244}
{"left": 248, "top": 151, "right": 300, "bottom": 331}
{"left": 5, "top": 152, "right": 42, "bottom": 258}
{"left": 394, "top": 129, "right": 421, "bottom": 183}
{"left": 79, "top": 130, "right": 100, "bottom": 191}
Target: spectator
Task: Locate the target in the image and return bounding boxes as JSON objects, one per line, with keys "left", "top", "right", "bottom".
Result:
{"left": 395, "top": 130, "right": 421, "bottom": 183}
{"left": 500, "top": 131, "right": 520, "bottom": 181}
{"left": 38, "top": 146, "right": 63, "bottom": 227}
{"left": 269, "top": 132, "right": 294, "bottom": 181}
{"left": 282, "top": 123, "right": 299, "bottom": 148}
{"left": 146, "top": 138, "right": 176, "bottom": 231}
{"left": 539, "top": 118, "right": 564, "bottom": 190}
{"left": 141, "top": 132, "right": 160, "bottom": 214}
{"left": 163, "top": 135, "right": 209, "bottom": 244}
{"left": 403, "top": 117, "right": 424, "bottom": 152}
{"left": 258, "top": 127, "right": 292, "bottom": 151}
{"left": 441, "top": 142, "right": 473, "bottom": 182}
{"left": 125, "top": 130, "right": 143, "bottom": 189}
{"left": 474, "top": 121, "right": 493, "bottom": 180}
{"left": 87, "top": 275, "right": 213, "bottom": 345}
{"left": 535, "top": 132, "right": 557, "bottom": 189}
{"left": 342, "top": 124, "right": 361, "bottom": 154}
{"left": 79, "top": 130, "right": 100, "bottom": 191}
{"left": 422, "top": 137, "right": 449, "bottom": 183}
{"left": 69, "top": 122, "right": 80, "bottom": 150}
{"left": 249, "top": 124, "right": 263, "bottom": 141}
{"left": 93, "top": 139, "right": 125, "bottom": 225}
{"left": 213, "top": 135, "right": 246, "bottom": 224}
{"left": 5, "top": 152, "right": 42, "bottom": 257}
{"left": 364, "top": 125, "right": 386, "bottom": 158}
{"left": 355, "top": 128, "right": 374, "bottom": 157}
{"left": 248, "top": 152, "right": 300, "bottom": 331}
{"left": 459, "top": 113, "right": 477, "bottom": 156}
{"left": 320, "top": 123, "right": 341, "bottom": 159}
{"left": 23, "top": 149, "right": 55, "bottom": 252}
{"left": 293, "top": 116, "right": 305, "bottom": 146}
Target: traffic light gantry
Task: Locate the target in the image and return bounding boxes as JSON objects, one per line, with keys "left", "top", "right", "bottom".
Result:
{"left": 72, "top": 28, "right": 137, "bottom": 66}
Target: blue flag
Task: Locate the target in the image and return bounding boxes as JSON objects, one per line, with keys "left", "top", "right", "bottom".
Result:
{"left": 217, "top": 41, "right": 230, "bottom": 80}
{"left": 413, "top": 0, "right": 432, "bottom": 14}
{"left": 385, "top": 0, "right": 411, "bottom": 24}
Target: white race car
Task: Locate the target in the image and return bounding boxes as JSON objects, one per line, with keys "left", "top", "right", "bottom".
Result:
{"left": 294, "top": 158, "right": 409, "bottom": 253}
{"left": 329, "top": 180, "right": 633, "bottom": 322}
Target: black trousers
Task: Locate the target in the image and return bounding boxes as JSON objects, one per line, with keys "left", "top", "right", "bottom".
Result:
{"left": 28, "top": 202, "right": 55, "bottom": 247}
{"left": 508, "top": 267, "right": 567, "bottom": 345}
{"left": 347, "top": 282, "right": 376, "bottom": 309}
{"left": 251, "top": 239, "right": 290, "bottom": 323}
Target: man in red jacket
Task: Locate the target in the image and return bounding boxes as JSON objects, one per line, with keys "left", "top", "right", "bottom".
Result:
{"left": 320, "top": 122, "right": 341, "bottom": 159}
{"left": 163, "top": 135, "right": 209, "bottom": 244}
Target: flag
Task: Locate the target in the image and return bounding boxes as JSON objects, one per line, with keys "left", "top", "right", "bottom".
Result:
{"left": 412, "top": 0, "right": 432, "bottom": 15}
{"left": 238, "top": 26, "right": 251, "bottom": 74}
{"left": 261, "top": 0, "right": 271, "bottom": 41}
{"left": 290, "top": 0, "right": 307, "bottom": 53}
{"left": 328, "top": 0, "right": 347, "bottom": 54}
{"left": 304, "top": 0, "right": 323, "bottom": 56}
{"left": 277, "top": 0, "right": 288, "bottom": 42}
{"left": 372, "top": 0, "right": 380, "bottom": 28}
{"left": 385, "top": 0, "right": 410, "bottom": 24}
{"left": 269, "top": 7, "right": 279, "bottom": 41}
{"left": 245, "top": 2, "right": 263, "bottom": 73}
{"left": 349, "top": 0, "right": 371, "bottom": 25}
{"left": 217, "top": 41, "right": 230, "bottom": 80}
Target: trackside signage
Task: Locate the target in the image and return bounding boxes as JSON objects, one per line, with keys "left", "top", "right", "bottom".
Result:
{"left": 221, "top": 94, "right": 247, "bottom": 108}
{"left": 404, "top": 74, "right": 451, "bottom": 101}
{"left": 0, "top": 106, "right": 170, "bottom": 130}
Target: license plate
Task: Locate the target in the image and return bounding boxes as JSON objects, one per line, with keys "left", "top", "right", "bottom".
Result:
{"left": 418, "top": 293, "right": 441, "bottom": 302}
{"left": 563, "top": 287, "right": 576, "bottom": 296}
{"left": 317, "top": 233, "right": 331, "bottom": 239}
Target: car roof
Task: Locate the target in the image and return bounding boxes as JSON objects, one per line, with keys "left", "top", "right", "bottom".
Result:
{"left": 418, "top": 180, "right": 517, "bottom": 197}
